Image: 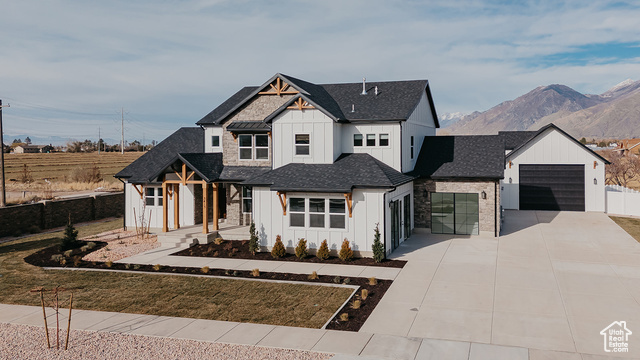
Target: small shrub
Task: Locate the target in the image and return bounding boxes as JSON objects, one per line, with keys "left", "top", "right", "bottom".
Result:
{"left": 213, "top": 251, "right": 219, "bottom": 257}
{"left": 214, "top": 237, "right": 224, "bottom": 245}
{"left": 60, "top": 258, "right": 66, "bottom": 265}
{"left": 368, "top": 277, "right": 378, "bottom": 286}
{"left": 231, "top": 247, "right": 239, "bottom": 254}
{"left": 352, "top": 300, "right": 361, "bottom": 309}
{"left": 343, "top": 277, "right": 351, "bottom": 285}
{"left": 70, "top": 164, "right": 102, "bottom": 183}
{"left": 252, "top": 268, "right": 260, "bottom": 277}
{"left": 295, "top": 238, "right": 308, "bottom": 259}
{"left": 361, "top": 289, "right": 369, "bottom": 300}
{"left": 51, "top": 254, "right": 63, "bottom": 262}
{"left": 80, "top": 245, "right": 89, "bottom": 252}
{"left": 201, "top": 266, "right": 210, "bottom": 274}
{"left": 316, "top": 239, "right": 330, "bottom": 260}
{"left": 308, "top": 271, "right": 319, "bottom": 280}
{"left": 232, "top": 270, "right": 239, "bottom": 276}
{"left": 105, "top": 261, "right": 113, "bottom": 268}
{"left": 61, "top": 221, "right": 79, "bottom": 251}
{"left": 153, "top": 264, "right": 161, "bottom": 271}
{"left": 133, "top": 264, "right": 141, "bottom": 270}
{"left": 73, "top": 256, "right": 82, "bottom": 267}
{"left": 225, "top": 269, "right": 232, "bottom": 275}
{"left": 338, "top": 238, "right": 353, "bottom": 262}
{"left": 372, "top": 223, "right": 385, "bottom": 263}
{"left": 271, "top": 235, "right": 286, "bottom": 259}
{"left": 340, "top": 313, "right": 349, "bottom": 322}
{"left": 87, "top": 242, "right": 96, "bottom": 250}
{"left": 63, "top": 250, "right": 74, "bottom": 258}
{"left": 333, "top": 276, "right": 341, "bottom": 284}
{"left": 248, "top": 221, "right": 260, "bottom": 255}
{"left": 124, "top": 263, "right": 131, "bottom": 270}
{"left": 223, "top": 242, "right": 233, "bottom": 251}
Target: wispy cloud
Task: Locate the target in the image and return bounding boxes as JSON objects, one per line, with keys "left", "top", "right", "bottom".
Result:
{"left": 1, "top": 0, "right": 639, "bottom": 142}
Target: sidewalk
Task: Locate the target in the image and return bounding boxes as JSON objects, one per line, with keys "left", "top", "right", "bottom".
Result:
{"left": 1, "top": 303, "right": 537, "bottom": 360}
{"left": 117, "top": 247, "right": 402, "bottom": 280}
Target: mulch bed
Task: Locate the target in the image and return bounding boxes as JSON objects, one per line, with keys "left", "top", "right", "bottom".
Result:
{"left": 173, "top": 240, "right": 406, "bottom": 268}
{"left": 24, "top": 243, "right": 393, "bottom": 332}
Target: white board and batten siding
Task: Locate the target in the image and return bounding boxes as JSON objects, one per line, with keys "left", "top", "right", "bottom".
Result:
{"left": 272, "top": 109, "right": 336, "bottom": 168}
{"left": 124, "top": 182, "right": 196, "bottom": 231}
{"left": 501, "top": 128, "right": 606, "bottom": 212}
{"left": 383, "top": 182, "right": 414, "bottom": 254}
{"left": 204, "top": 126, "right": 223, "bottom": 153}
{"left": 340, "top": 123, "right": 401, "bottom": 171}
{"left": 402, "top": 91, "right": 437, "bottom": 173}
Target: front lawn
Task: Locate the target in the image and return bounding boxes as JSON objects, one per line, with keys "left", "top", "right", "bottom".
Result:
{"left": 0, "top": 220, "right": 353, "bottom": 328}
{"left": 610, "top": 216, "right": 640, "bottom": 243}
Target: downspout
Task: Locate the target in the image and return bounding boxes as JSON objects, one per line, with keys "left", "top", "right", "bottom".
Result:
{"left": 382, "top": 192, "right": 387, "bottom": 258}
{"left": 399, "top": 121, "right": 403, "bottom": 172}
{"left": 117, "top": 178, "right": 126, "bottom": 230}
{"left": 494, "top": 181, "right": 498, "bottom": 237}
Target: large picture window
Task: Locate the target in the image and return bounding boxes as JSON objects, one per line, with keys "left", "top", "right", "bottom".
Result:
{"left": 295, "top": 134, "right": 310, "bottom": 155}
{"left": 242, "top": 187, "right": 252, "bottom": 213}
{"left": 238, "top": 134, "right": 269, "bottom": 161}
{"left": 288, "top": 197, "right": 346, "bottom": 229}
{"left": 431, "top": 193, "right": 478, "bottom": 235}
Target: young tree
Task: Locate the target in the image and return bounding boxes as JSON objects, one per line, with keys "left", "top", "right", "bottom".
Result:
{"left": 248, "top": 221, "right": 259, "bottom": 255}
{"left": 602, "top": 150, "right": 634, "bottom": 187}
{"left": 372, "top": 223, "right": 385, "bottom": 263}
{"left": 61, "top": 219, "right": 79, "bottom": 250}
{"left": 24, "top": 136, "right": 32, "bottom": 145}
{"left": 316, "top": 239, "right": 330, "bottom": 260}
{"left": 338, "top": 238, "right": 353, "bottom": 262}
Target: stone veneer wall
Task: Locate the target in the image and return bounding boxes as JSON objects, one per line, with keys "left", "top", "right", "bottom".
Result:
{"left": 0, "top": 193, "right": 123, "bottom": 238}
{"left": 225, "top": 184, "right": 250, "bottom": 226}
{"left": 413, "top": 179, "right": 500, "bottom": 236}
{"left": 221, "top": 94, "right": 294, "bottom": 166}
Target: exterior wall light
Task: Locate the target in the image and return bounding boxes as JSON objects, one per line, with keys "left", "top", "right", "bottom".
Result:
{"left": 481, "top": 190, "right": 487, "bottom": 200}
{"left": 594, "top": 178, "right": 597, "bottom": 185}
{"left": 509, "top": 177, "right": 512, "bottom": 184}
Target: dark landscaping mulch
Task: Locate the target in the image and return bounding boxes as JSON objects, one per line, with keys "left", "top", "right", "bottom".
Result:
{"left": 24, "top": 243, "right": 394, "bottom": 332}
{"left": 172, "top": 239, "right": 406, "bottom": 268}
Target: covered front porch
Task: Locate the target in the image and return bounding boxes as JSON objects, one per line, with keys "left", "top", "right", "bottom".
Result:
{"left": 157, "top": 220, "right": 250, "bottom": 248}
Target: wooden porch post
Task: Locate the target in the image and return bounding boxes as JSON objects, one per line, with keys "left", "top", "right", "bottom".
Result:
{"left": 162, "top": 182, "right": 168, "bottom": 232}
{"left": 212, "top": 183, "right": 219, "bottom": 231}
{"left": 202, "top": 182, "right": 209, "bottom": 234}
{"left": 173, "top": 184, "right": 180, "bottom": 229}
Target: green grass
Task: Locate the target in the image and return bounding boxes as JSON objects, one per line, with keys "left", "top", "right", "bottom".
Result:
{"left": 0, "top": 220, "right": 353, "bottom": 328}
{"left": 610, "top": 216, "right": 640, "bottom": 243}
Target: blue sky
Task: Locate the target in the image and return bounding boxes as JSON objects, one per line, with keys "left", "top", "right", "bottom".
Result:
{"left": 1, "top": 0, "right": 639, "bottom": 144}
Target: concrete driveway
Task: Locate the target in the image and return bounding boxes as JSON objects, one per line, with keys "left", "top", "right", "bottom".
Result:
{"left": 361, "top": 211, "right": 640, "bottom": 358}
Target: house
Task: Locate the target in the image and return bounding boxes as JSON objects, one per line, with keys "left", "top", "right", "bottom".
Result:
{"left": 13, "top": 144, "right": 54, "bottom": 154}
{"left": 115, "top": 73, "right": 610, "bottom": 256}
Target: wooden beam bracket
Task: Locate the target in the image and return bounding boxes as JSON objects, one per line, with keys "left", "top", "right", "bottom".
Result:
{"left": 286, "top": 97, "right": 314, "bottom": 111}
{"left": 132, "top": 184, "right": 144, "bottom": 199}
{"left": 344, "top": 193, "right": 353, "bottom": 218}
{"left": 277, "top": 192, "right": 287, "bottom": 215}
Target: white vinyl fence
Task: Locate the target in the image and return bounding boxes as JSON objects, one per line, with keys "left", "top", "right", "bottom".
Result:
{"left": 605, "top": 185, "right": 640, "bottom": 217}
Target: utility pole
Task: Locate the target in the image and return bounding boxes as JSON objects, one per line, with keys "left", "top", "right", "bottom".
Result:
{"left": 120, "top": 107, "right": 124, "bottom": 155}
{"left": 0, "top": 99, "right": 9, "bottom": 208}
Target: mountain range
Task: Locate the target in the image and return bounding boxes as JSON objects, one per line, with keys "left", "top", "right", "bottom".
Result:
{"left": 442, "top": 79, "right": 640, "bottom": 139}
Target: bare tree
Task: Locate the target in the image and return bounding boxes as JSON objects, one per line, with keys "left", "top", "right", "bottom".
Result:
{"left": 601, "top": 150, "right": 634, "bottom": 187}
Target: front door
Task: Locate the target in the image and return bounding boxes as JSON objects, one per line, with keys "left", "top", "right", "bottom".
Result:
{"left": 391, "top": 200, "right": 400, "bottom": 249}
{"left": 403, "top": 194, "right": 411, "bottom": 239}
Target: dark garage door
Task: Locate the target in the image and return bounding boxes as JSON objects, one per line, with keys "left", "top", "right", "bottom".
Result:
{"left": 519, "top": 164, "right": 585, "bottom": 211}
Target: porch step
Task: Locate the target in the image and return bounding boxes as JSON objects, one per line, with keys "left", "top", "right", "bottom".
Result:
{"left": 219, "top": 232, "right": 248, "bottom": 241}
{"left": 157, "top": 231, "right": 219, "bottom": 249}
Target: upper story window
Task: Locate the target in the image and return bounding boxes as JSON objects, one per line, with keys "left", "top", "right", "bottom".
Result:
{"left": 211, "top": 135, "right": 220, "bottom": 147}
{"left": 238, "top": 134, "right": 269, "bottom": 161}
{"left": 353, "top": 134, "right": 363, "bottom": 147}
{"left": 411, "top": 136, "right": 414, "bottom": 159}
{"left": 366, "top": 134, "right": 376, "bottom": 146}
{"left": 295, "top": 134, "right": 310, "bottom": 156}
{"left": 379, "top": 134, "right": 389, "bottom": 146}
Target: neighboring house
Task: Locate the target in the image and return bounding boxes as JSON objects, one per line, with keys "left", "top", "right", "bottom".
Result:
{"left": 115, "top": 73, "right": 609, "bottom": 256}
{"left": 13, "top": 144, "right": 54, "bottom": 154}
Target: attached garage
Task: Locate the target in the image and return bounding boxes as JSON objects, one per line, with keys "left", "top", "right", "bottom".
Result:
{"left": 501, "top": 124, "right": 609, "bottom": 212}
{"left": 519, "top": 164, "right": 584, "bottom": 211}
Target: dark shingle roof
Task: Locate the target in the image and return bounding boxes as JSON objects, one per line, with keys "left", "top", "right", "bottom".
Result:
{"left": 410, "top": 136, "right": 505, "bottom": 180}
{"left": 499, "top": 131, "right": 537, "bottom": 150}
{"left": 220, "top": 166, "right": 271, "bottom": 182}
{"left": 196, "top": 73, "right": 438, "bottom": 126}
{"left": 177, "top": 153, "right": 224, "bottom": 182}
{"left": 115, "top": 127, "right": 204, "bottom": 183}
{"left": 226, "top": 121, "right": 271, "bottom": 131}
{"left": 243, "top": 153, "right": 414, "bottom": 192}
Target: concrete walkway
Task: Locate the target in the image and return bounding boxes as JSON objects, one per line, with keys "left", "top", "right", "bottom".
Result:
{"left": 118, "top": 247, "right": 402, "bottom": 280}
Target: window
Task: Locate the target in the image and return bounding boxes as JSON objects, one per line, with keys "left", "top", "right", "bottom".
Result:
{"left": 295, "top": 134, "right": 310, "bottom": 155}
{"left": 255, "top": 135, "right": 269, "bottom": 160}
{"left": 379, "top": 134, "right": 389, "bottom": 146}
{"left": 211, "top": 135, "right": 220, "bottom": 147}
{"left": 145, "top": 187, "right": 162, "bottom": 206}
{"left": 366, "top": 134, "right": 376, "bottom": 146}
{"left": 353, "top": 134, "right": 363, "bottom": 147}
{"left": 289, "top": 198, "right": 305, "bottom": 227}
{"left": 238, "top": 134, "right": 269, "bottom": 160}
{"left": 309, "top": 198, "right": 325, "bottom": 228}
{"left": 239, "top": 134, "right": 252, "bottom": 160}
{"left": 431, "top": 193, "right": 478, "bottom": 235}
{"left": 410, "top": 136, "right": 414, "bottom": 159}
{"left": 242, "top": 187, "right": 252, "bottom": 213}
{"left": 329, "top": 199, "right": 346, "bottom": 229}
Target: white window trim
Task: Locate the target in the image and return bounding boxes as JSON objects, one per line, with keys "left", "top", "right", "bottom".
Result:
{"left": 366, "top": 134, "right": 376, "bottom": 147}
{"left": 287, "top": 196, "right": 348, "bottom": 231}
{"left": 242, "top": 186, "right": 252, "bottom": 214}
{"left": 378, "top": 133, "right": 390, "bottom": 148}
{"left": 353, "top": 133, "right": 364, "bottom": 147}
{"left": 144, "top": 186, "right": 163, "bottom": 207}
{"left": 238, "top": 134, "right": 270, "bottom": 161}
{"left": 211, "top": 135, "right": 221, "bottom": 148}
{"left": 294, "top": 133, "right": 311, "bottom": 157}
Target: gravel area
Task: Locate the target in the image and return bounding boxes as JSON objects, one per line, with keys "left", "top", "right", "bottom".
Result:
{"left": 82, "top": 229, "right": 159, "bottom": 262}
{"left": 0, "top": 323, "right": 333, "bottom": 360}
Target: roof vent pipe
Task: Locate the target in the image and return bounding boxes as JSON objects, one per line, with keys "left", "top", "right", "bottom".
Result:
{"left": 361, "top": 77, "right": 367, "bottom": 95}
{"left": 375, "top": 86, "right": 378, "bottom": 96}
{"left": 351, "top": 104, "right": 355, "bottom": 113}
